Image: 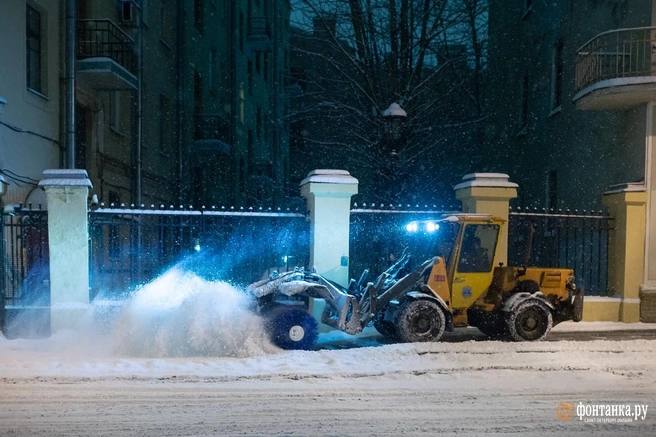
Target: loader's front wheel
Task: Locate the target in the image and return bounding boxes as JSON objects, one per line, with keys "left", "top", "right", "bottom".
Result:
{"left": 507, "top": 300, "right": 553, "bottom": 341}
{"left": 266, "top": 307, "right": 318, "bottom": 350}
{"left": 394, "top": 299, "right": 446, "bottom": 343}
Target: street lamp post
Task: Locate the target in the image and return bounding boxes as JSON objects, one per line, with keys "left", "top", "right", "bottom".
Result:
{"left": 382, "top": 102, "right": 407, "bottom": 199}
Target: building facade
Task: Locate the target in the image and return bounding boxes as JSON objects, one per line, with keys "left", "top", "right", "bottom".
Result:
{"left": 0, "top": 0, "right": 291, "bottom": 209}
{"left": 486, "top": 0, "right": 656, "bottom": 308}
{"left": 0, "top": 0, "right": 63, "bottom": 206}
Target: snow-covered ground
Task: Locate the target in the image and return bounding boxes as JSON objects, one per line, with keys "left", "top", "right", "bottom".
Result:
{"left": 1, "top": 330, "right": 655, "bottom": 435}
{"left": 1, "top": 269, "right": 654, "bottom": 435}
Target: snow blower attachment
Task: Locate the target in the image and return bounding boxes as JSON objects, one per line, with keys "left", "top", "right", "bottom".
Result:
{"left": 247, "top": 214, "right": 584, "bottom": 349}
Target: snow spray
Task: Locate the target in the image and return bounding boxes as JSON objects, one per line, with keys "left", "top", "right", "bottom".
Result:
{"left": 112, "top": 267, "right": 277, "bottom": 357}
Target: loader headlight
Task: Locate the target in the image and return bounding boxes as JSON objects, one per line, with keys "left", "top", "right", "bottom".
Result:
{"left": 425, "top": 221, "right": 439, "bottom": 233}
{"left": 405, "top": 221, "right": 419, "bottom": 233}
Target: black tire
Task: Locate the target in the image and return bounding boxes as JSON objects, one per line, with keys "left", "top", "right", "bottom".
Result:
{"left": 394, "top": 299, "right": 446, "bottom": 343}
{"left": 507, "top": 300, "right": 553, "bottom": 341}
{"left": 266, "top": 307, "right": 318, "bottom": 350}
{"left": 373, "top": 304, "right": 397, "bottom": 339}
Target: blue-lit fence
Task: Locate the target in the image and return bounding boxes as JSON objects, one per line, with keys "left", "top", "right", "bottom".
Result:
{"left": 89, "top": 204, "right": 310, "bottom": 299}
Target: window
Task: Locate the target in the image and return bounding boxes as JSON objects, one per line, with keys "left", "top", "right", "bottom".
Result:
{"left": 109, "top": 92, "right": 124, "bottom": 134}
{"left": 457, "top": 224, "right": 499, "bottom": 273}
{"left": 247, "top": 129, "right": 254, "bottom": 172}
{"left": 256, "top": 51, "right": 261, "bottom": 75}
{"left": 194, "top": 0, "right": 204, "bottom": 32}
{"left": 520, "top": 72, "right": 529, "bottom": 128}
{"left": 159, "top": 1, "right": 171, "bottom": 45}
{"left": 193, "top": 71, "right": 203, "bottom": 139}
{"left": 546, "top": 170, "right": 558, "bottom": 209}
{"left": 239, "top": 12, "right": 244, "bottom": 52}
{"left": 26, "top": 4, "right": 43, "bottom": 93}
{"left": 247, "top": 60, "right": 253, "bottom": 95}
{"left": 209, "top": 49, "right": 216, "bottom": 92}
{"left": 159, "top": 95, "right": 171, "bottom": 156}
{"left": 256, "top": 106, "right": 262, "bottom": 139}
{"left": 263, "top": 52, "right": 269, "bottom": 82}
{"left": 551, "top": 40, "right": 564, "bottom": 111}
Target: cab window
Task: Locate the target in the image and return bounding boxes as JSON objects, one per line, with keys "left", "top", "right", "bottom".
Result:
{"left": 457, "top": 224, "right": 499, "bottom": 273}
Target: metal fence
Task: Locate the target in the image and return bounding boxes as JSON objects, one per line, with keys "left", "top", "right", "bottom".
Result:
{"left": 508, "top": 207, "right": 613, "bottom": 296}
{"left": 89, "top": 205, "right": 310, "bottom": 299}
{"left": 349, "top": 202, "right": 457, "bottom": 279}
{"left": 576, "top": 26, "right": 656, "bottom": 92}
{"left": 1, "top": 207, "right": 49, "bottom": 306}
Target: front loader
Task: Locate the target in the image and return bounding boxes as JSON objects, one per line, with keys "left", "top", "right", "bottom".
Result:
{"left": 247, "top": 214, "right": 584, "bottom": 349}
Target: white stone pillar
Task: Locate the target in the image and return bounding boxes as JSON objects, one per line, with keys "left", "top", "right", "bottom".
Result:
{"left": 38, "top": 169, "right": 92, "bottom": 332}
{"left": 300, "top": 170, "right": 359, "bottom": 286}
{"left": 640, "top": 101, "right": 656, "bottom": 321}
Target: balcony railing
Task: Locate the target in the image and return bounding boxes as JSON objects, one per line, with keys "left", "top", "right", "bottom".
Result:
{"left": 77, "top": 19, "right": 136, "bottom": 74}
{"left": 575, "top": 27, "right": 656, "bottom": 93}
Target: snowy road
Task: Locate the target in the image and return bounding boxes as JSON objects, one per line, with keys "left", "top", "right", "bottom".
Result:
{"left": 1, "top": 326, "right": 655, "bottom": 436}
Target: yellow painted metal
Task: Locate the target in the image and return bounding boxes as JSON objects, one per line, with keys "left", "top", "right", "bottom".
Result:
{"left": 451, "top": 272, "right": 493, "bottom": 309}
{"left": 426, "top": 256, "right": 451, "bottom": 306}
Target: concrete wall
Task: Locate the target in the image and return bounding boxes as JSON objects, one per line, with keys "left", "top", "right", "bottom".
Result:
{"left": 0, "top": 0, "right": 62, "bottom": 205}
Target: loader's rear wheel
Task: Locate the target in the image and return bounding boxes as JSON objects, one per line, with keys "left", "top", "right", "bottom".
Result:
{"left": 395, "top": 299, "right": 446, "bottom": 343}
{"left": 267, "top": 307, "right": 318, "bottom": 350}
{"left": 507, "top": 300, "right": 553, "bottom": 341}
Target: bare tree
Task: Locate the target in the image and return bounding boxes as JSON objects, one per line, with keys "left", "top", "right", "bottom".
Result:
{"left": 289, "top": 0, "right": 488, "bottom": 202}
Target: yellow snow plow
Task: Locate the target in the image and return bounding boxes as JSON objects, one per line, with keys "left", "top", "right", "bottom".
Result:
{"left": 248, "top": 214, "right": 584, "bottom": 349}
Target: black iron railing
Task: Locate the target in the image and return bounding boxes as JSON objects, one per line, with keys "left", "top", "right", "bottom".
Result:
{"left": 576, "top": 27, "right": 656, "bottom": 93}
{"left": 77, "top": 19, "right": 136, "bottom": 74}
{"left": 508, "top": 208, "right": 613, "bottom": 296}
{"left": 1, "top": 207, "right": 49, "bottom": 306}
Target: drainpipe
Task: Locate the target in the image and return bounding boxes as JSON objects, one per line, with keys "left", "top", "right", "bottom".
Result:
{"left": 136, "top": 4, "right": 143, "bottom": 204}
{"left": 65, "top": 0, "right": 76, "bottom": 169}
{"left": 176, "top": 0, "right": 185, "bottom": 203}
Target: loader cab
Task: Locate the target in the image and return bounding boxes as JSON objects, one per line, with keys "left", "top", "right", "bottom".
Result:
{"left": 420, "top": 215, "right": 502, "bottom": 310}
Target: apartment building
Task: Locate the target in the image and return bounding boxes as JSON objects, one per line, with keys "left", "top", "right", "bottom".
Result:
{"left": 486, "top": 0, "right": 656, "bottom": 305}
{"left": 0, "top": 0, "right": 291, "bottom": 208}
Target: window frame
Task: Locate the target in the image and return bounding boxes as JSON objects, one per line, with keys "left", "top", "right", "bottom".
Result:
{"left": 26, "top": 3, "right": 44, "bottom": 95}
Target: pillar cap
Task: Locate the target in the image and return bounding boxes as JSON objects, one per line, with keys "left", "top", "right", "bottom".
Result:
{"left": 39, "top": 169, "right": 92, "bottom": 188}
{"left": 454, "top": 173, "right": 518, "bottom": 190}
{"left": 300, "top": 169, "right": 358, "bottom": 186}
{"left": 604, "top": 182, "right": 646, "bottom": 195}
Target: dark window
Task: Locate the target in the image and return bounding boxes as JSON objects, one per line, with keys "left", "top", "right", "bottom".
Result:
{"left": 247, "top": 60, "right": 253, "bottom": 95}
{"left": 520, "top": 73, "right": 529, "bottom": 127}
{"left": 239, "top": 12, "right": 244, "bottom": 52}
{"left": 256, "top": 51, "right": 261, "bottom": 74}
{"left": 552, "top": 41, "right": 564, "bottom": 109}
{"left": 546, "top": 170, "right": 558, "bottom": 209}
{"left": 247, "top": 130, "right": 254, "bottom": 173}
{"left": 263, "top": 52, "right": 269, "bottom": 82}
{"left": 256, "top": 106, "right": 262, "bottom": 139}
{"left": 26, "top": 5, "right": 42, "bottom": 93}
{"left": 194, "top": 0, "right": 204, "bottom": 32}
{"left": 193, "top": 71, "right": 203, "bottom": 139}
{"left": 457, "top": 224, "right": 499, "bottom": 273}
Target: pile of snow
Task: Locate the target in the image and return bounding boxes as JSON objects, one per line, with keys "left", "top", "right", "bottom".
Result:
{"left": 112, "top": 268, "right": 277, "bottom": 357}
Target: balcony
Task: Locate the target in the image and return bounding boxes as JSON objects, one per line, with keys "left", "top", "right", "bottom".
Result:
{"left": 76, "top": 19, "right": 138, "bottom": 90}
{"left": 574, "top": 27, "right": 656, "bottom": 110}
{"left": 247, "top": 16, "right": 272, "bottom": 52}
{"left": 193, "top": 114, "right": 231, "bottom": 155}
